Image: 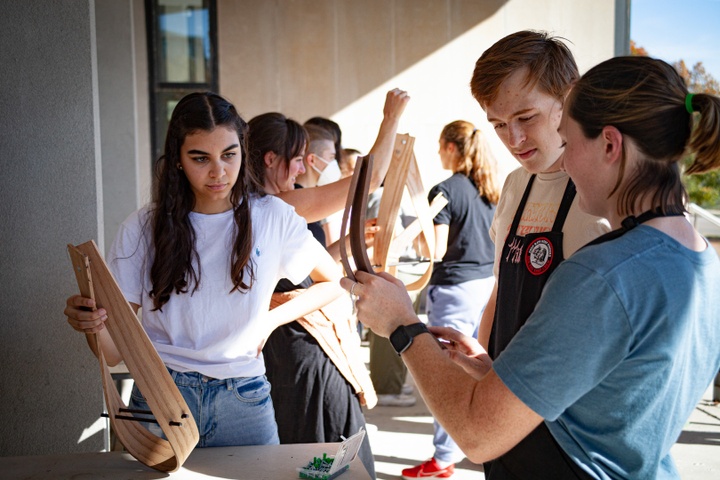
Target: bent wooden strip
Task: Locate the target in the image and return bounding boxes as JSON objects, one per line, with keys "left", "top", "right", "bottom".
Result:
{"left": 68, "top": 241, "right": 199, "bottom": 472}
{"left": 340, "top": 154, "right": 375, "bottom": 280}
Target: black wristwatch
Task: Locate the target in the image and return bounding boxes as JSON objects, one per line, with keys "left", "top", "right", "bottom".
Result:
{"left": 389, "top": 323, "right": 430, "bottom": 356}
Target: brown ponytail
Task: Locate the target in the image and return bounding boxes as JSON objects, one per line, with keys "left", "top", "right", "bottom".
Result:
{"left": 440, "top": 120, "right": 500, "bottom": 205}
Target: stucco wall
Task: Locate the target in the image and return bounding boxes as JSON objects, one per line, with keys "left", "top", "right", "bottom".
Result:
{"left": 97, "top": 0, "right": 142, "bottom": 254}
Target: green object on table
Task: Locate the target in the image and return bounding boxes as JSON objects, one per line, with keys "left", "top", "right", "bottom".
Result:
{"left": 297, "top": 428, "right": 366, "bottom": 479}
{"left": 298, "top": 453, "right": 351, "bottom": 480}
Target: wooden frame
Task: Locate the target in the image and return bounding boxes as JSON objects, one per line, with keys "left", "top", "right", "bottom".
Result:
{"left": 68, "top": 240, "right": 199, "bottom": 472}
{"left": 340, "top": 134, "right": 447, "bottom": 291}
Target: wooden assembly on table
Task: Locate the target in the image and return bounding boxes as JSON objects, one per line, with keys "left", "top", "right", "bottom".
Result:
{"left": 68, "top": 240, "right": 199, "bottom": 472}
{"left": 340, "top": 133, "right": 447, "bottom": 290}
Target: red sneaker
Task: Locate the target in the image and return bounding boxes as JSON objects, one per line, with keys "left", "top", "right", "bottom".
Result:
{"left": 401, "top": 458, "right": 455, "bottom": 479}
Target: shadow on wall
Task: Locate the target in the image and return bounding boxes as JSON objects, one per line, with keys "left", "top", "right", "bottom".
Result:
{"left": 218, "top": 0, "right": 509, "bottom": 118}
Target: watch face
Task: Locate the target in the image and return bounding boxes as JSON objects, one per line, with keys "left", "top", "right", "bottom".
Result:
{"left": 390, "top": 323, "right": 429, "bottom": 355}
{"left": 390, "top": 326, "right": 411, "bottom": 354}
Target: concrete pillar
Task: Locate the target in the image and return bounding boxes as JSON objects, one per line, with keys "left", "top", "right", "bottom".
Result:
{"left": 96, "top": 0, "right": 142, "bottom": 253}
{"left": 0, "top": 0, "right": 105, "bottom": 455}
{"left": 614, "top": 0, "right": 631, "bottom": 56}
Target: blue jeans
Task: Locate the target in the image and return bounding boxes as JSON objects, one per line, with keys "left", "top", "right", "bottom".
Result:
{"left": 130, "top": 369, "right": 280, "bottom": 447}
{"left": 426, "top": 277, "right": 494, "bottom": 464}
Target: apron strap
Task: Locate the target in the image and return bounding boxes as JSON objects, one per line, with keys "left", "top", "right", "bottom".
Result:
{"left": 509, "top": 174, "right": 537, "bottom": 235}
{"left": 551, "top": 178, "right": 576, "bottom": 231}
{"left": 582, "top": 207, "right": 685, "bottom": 249}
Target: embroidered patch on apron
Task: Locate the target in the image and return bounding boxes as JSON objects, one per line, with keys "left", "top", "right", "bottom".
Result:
{"left": 525, "top": 237, "right": 553, "bottom": 275}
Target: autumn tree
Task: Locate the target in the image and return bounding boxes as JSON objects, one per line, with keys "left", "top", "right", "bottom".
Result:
{"left": 675, "top": 60, "right": 720, "bottom": 96}
{"left": 632, "top": 41, "right": 720, "bottom": 208}
{"left": 629, "top": 40, "right": 647, "bottom": 57}
{"left": 676, "top": 60, "right": 720, "bottom": 208}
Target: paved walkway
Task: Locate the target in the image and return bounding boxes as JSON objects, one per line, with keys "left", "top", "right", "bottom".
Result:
{"left": 362, "top": 355, "right": 720, "bottom": 479}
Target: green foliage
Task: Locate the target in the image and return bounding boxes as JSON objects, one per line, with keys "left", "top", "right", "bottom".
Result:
{"left": 683, "top": 158, "right": 720, "bottom": 207}
{"left": 674, "top": 60, "right": 719, "bottom": 207}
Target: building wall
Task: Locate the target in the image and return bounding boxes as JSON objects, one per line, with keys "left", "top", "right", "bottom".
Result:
{"left": 218, "top": 0, "right": 626, "bottom": 186}
{"left": 0, "top": 0, "right": 628, "bottom": 458}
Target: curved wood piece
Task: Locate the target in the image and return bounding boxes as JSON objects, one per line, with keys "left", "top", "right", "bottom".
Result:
{"left": 339, "top": 154, "right": 375, "bottom": 280}
{"left": 340, "top": 135, "right": 439, "bottom": 292}
{"left": 68, "top": 241, "right": 199, "bottom": 472}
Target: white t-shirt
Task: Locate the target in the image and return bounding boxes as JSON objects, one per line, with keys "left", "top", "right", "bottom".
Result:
{"left": 490, "top": 167, "right": 610, "bottom": 277}
{"left": 108, "top": 195, "right": 325, "bottom": 379}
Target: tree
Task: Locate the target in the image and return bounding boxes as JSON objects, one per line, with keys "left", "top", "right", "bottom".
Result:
{"left": 631, "top": 41, "right": 720, "bottom": 208}
{"left": 629, "top": 40, "right": 648, "bottom": 57}
{"left": 675, "top": 60, "right": 720, "bottom": 96}
{"left": 675, "top": 60, "right": 720, "bottom": 208}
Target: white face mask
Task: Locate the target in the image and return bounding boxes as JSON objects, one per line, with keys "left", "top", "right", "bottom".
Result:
{"left": 312, "top": 155, "right": 342, "bottom": 186}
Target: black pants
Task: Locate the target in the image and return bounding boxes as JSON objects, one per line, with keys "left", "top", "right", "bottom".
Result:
{"left": 483, "top": 424, "right": 594, "bottom": 480}
{"left": 264, "top": 321, "right": 376, "bottom": 479}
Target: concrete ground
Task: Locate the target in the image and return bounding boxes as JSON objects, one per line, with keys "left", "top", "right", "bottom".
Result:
{"left": 361, "top": 350, "right": 720, "bottom": 480}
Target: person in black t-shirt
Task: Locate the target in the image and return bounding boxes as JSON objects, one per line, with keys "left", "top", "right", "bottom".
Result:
{"left": 402, "top": 120, "right": 499, "bottom": 479}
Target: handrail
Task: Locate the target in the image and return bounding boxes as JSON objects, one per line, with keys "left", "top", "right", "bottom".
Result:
{"left": 688, "top": 203, "right": 720, "bottom": 230}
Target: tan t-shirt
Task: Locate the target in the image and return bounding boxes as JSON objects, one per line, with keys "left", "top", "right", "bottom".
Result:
{"left": 490, "top": 167, "right": 611, "bottom": 277}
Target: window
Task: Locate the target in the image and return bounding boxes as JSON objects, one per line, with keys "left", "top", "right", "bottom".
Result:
{"left": 146, "top": 0, "right": 218, "bottom": 163}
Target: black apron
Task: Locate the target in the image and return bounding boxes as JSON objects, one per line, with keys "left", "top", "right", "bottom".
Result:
{"left": 488, "top": 174, "right": 576, "bottom": 358}
{"left": 485, "top": 174, "right": 593, "bottom": 480}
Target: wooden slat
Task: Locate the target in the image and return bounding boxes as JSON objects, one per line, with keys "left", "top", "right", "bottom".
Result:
{"left": 372, "top": 134, "right": 414, "bottom": 271}
{"left": 387, "top": 192, "right": 448, "bottom": 267}
{"left": 394, "top": 151, "right": 437, "bottom": 292}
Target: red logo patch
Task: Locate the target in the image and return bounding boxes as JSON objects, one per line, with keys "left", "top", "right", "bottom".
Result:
{"left": 525, "top": 237, "right": 553, "bottom": 276}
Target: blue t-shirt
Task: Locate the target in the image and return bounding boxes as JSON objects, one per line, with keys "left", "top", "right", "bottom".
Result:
{"left": 494, "top": 225, "right": 720, "bottom": 479}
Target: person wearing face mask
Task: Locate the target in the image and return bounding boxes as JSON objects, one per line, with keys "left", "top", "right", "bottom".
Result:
{"left": 305, "top": 116, "right": 343, "bottom": 166}
{"left": 314, "top": 151, "right": 343, "bottom": 186}
{"left": 296, "top": 124, "right": 345, "bottom": 244}
{"left": 297, "top": 124, "right": 342, "bottom": 188}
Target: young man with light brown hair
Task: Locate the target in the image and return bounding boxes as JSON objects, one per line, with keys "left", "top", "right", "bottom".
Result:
{"left": 400, "top": 30, "right": 609, "bottom": 480}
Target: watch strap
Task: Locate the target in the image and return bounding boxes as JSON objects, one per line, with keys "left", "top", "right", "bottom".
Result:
{"left": 390, "top": 322, "right": 430, "bottom": 356}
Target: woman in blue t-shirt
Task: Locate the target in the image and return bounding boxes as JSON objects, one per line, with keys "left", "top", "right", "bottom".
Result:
{"left": 345, "top": 56, "right": 720, "bottom": 479}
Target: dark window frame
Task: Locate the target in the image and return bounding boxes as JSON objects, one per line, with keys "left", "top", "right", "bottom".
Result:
{"left": 145, "top": 0, "right": 218, "bottom": 164}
